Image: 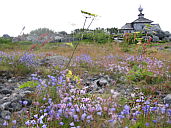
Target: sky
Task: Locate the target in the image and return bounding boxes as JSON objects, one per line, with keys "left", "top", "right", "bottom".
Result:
{"left": 0, "top": 0, "right": 171, "bottom": 37}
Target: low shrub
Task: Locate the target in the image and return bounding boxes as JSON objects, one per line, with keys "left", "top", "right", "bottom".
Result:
{"left": 0, "top": 37, "right": 12, "bottom": 44}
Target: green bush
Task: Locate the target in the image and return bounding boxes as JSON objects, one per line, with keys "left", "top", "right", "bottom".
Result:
{"left": 74, "top": 29, "right": 112, "bottom": 43}
{"left": 94, "top": 32, "right": 112, "bottom": 43}
{"left": 0, "top": 37, "right": 12, "bottom": 44}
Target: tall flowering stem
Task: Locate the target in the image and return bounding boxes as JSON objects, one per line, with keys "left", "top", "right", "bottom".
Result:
{"left": 65, "top": 10, "right": 98, "bottom": 69}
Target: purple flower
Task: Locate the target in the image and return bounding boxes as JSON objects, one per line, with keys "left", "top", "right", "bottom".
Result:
{"left": 144, "top": 100, "right": 150, "bottom": 105}
{"left": 95, "top": 104, "right": 102, "bottom": 111}
{"left": 30, "top": 120, "right": 36, "bottom": 125}
{"left": 160, "top": 107, "right": 166, "bottom": 114}
{"left": 38, "top": 118, "right": 44, "bottom": 124}
{"left": 118, "top": 115, "right": 125, "bottom": 119}
{"left": 59, "top": 122, "right": 64, "bottom": 125}
{"left": 3, "top": 121, "right": 8, "bottom": 126}
{"left": 56, "top": 113, "right": 60, "bottom": 119}
{"left": 42, "top": 124, "right": 47, "bottom": 128}
{"left": 123, "top": 105, "right": 130, "bottom": 113}
{"left": 110, "top": 108, "right": 116, "bottom": 112}
{"left": 70, "top": 122, "right": 75, "bottom": 126}
{"left": 75, "top": 54, "right": 93, "bottom": 64}
{"left": 167, "top": 120, "right": 171, "bottom": 124}
{"left": 142, "top": 105, "right": 150, "bottom": 114}
{"left": 73, "top": 114, "right": 79, "bottom": 122}
{"left": 34, "top": 114, "right": 38, "bottom": 119}
{"left": 151, "top": 107, "right": 157, "bottom": 111}
{"left": 108, "top": 119, "right": 115, "bottom": 123}
{"left": 167, "top": 109, "right": 171, "bottom": 116}
{"left": 31, "top": 74, "right": 37, "bottom": 77}
{"left": 48, "top": 98, "right": 52, "bottom": 104}
{"left": 133, "top": 111, "right": 141, "bottom": 116}
{"left": 145, "top": 122, "right": 150, "bottom": 126}
{"left": 58, "top": 75, "right": 63, "bottom": 84}
{"left": 165, "top": 104, "right": 169, "bottom": 108}
{"left": 80, "top": 89, "right": 86, "bottom": 94}
{"left": 97, "top": 112, "right": 102, "bottom": 116}
{"left": 43, "top": 97, "right": 47, "bottom": 101}
{"left": 25, "top": 120, "right": 30, "bottom": 126}
{"left": 23, "top": 100, "right": 28, "bottom": 105}
{"left": 12, "top": 120, "right": 17, "bottom": 124}
{"left": 135, "top": 111, "right": 141, "bottom": 115}
{"left": 152, "top": 120, "right": 157, "bottom": 123}
{"left": 76, "top": 107, "right": 80, "bottom": 112}
{"left": 34, "top": 101, "right": 40, "bottom": 106}
{"left": 58, "top": 109, "right": 63, "bottom": 114}
{"left": 67, "top": 102, "right": 72, "bottom": 107}
{"left": 87, "top": 115, "right": 93, "bottom": 120}
{"left": 87, "top": 120, "right": 91, "bottom": 123}
{"left": 81, "top": 113, "right": 87, "bottom": 120}
{"left": 136, "top": 99, "right": 142, "bottom": 102}
{"left": 19, "top": 53, "right": 37, "bottom": 66}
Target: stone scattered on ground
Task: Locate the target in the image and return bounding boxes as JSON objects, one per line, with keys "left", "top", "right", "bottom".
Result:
{"left": 164, "top": 94, "right": 171, "bottom": 104}
{"left": 0, "top": 69, "right": 170, "bottom": 126}
{"left": 83, "top": 74, "right": 114, "bottom": 93}
{"left": 83, "top": 73, "right": 170, "bottom": 105}
{"left": 0, "top": 71, "right": 33, "bottom": 126}
{"left": 39, "top": 55, "right": 69, "bottom": 66}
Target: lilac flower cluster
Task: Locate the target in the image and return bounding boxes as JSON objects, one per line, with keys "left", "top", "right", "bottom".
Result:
{"left": 5, "top": 70, "right": 169, "bottom": 128}
{"left": 124, "top": 55, "right": 167, "bottom": 75}
{"left": 75, "top": 54, "right": 93, "bottom": 64}
{"left": 0, "top": 51, "right": 39, "bottom": 67}
{"left": 100, "top": 54, "right": 170, "bottom": 78}
{"left": 0, "top": 51, "right": 15, "bottom": 63}
{"left": 1, "top": 50, "right": 170, "bottom": 127}
{"left": 19, "top": 53, "right": 38, "bottom": 66}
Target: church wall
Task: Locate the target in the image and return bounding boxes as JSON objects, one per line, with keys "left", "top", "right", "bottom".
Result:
{"left": 133, "top": 23, "right": 150, "bottom": 31}
{"left": 123, "top": 30, "right": 134, "bottom": 33}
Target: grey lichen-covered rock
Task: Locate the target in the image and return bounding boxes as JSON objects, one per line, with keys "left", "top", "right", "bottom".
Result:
{"left": 40, "top": 55, "right": 69, "bottom": 66}
{"left": 0, "top": 71, "right": 35, "bottom": 126}
{"left": 0, "top": 110, "right": 11, "bottom": 120}
{"left": 163, "top": 94, "right": 171, "bottom": 104}
{"left": 0, "top": 89, "right": 12, "bottom": 95}
{"left": 83, "top": 74, "right": 114, "bottom": 93}
{"left": 97, "top": 78, "right": 108, "bottom": 87}
{"left": 0, "top": 102, "right": 11, "bottom": 111}
{"left": 7, "top": 102, "right": 23, "bottom": 112}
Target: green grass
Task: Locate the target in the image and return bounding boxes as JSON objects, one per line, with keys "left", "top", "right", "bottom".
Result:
{"left": 0, "top": 41, "right": 171, "bottom": 128}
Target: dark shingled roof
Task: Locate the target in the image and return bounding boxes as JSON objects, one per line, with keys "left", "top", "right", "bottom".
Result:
{"left": 121, "top": 23, "right": 134, "bottom": 30}
{"left": 133, "top": 17, "right": 153, "bottom": 23}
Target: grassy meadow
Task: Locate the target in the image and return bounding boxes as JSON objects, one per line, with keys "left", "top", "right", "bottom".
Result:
{"left": 0, "top": 40, "right": 171, "bottom": 128}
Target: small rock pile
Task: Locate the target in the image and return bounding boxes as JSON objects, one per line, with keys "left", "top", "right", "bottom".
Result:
{"left": 83, "top": 74, "right": 114, "bottom": 93}
{"left": 39, "top": 55, "right": 69, "bottom": 66}
{"left": 83, "top": 73, "right": 171, "bottom": 105}
{"left": 0, "top": 69, "right": 171, "bottom": 126}
{"left": 0, "top": 71, "right": 33, "bottom": 126}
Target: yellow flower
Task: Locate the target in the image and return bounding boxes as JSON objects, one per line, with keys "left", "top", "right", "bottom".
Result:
{"left": 65, "top": 42, "right": 74, "bottom": 47}
{"left": 137, "top": 42, "right": 142, "bottom": 45}
{"left": 66, "top": 70, "right": 73, "bottom": 78}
